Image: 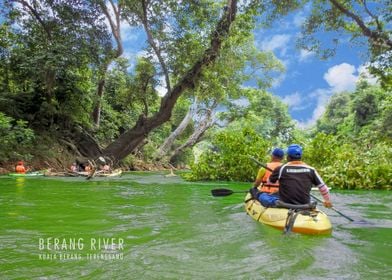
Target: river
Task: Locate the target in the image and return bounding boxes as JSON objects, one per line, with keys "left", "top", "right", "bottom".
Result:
{"left": 1, "top": 172, "right": 391, "bottom": 279}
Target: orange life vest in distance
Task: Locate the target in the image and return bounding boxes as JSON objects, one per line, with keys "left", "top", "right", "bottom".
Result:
{"left": 15, "top": 165, "right": 26, "bottom": 174}
{"left": 259, "top": 161, "right": 281, "bottom": 193}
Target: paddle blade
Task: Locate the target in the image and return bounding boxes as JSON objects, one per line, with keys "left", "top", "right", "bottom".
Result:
{"left": 211, "top": 188, "right": 234, "bottom": 197}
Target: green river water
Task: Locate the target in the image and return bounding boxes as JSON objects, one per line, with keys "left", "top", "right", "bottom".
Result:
{"left": 1, "top": 172, "right": 391, "bottom": 279}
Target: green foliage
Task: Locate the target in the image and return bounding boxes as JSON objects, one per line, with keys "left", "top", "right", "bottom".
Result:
{"left": 352, "top": 87, "right": 380, "bottom": 127}
{"left": 185, "top": 87, "right": 296, "bottom": 182}
{"left": 0, "top": 112, "right": 35, "bottom": 161}
{"left": 316, "top": 84, "right": 390, "bottom": 139}
{"left": 186, "top": 126, "right": 270, "bottom": 181}
{"left": 221, "top": 88, "right": 295, "bottom": 142}
{"left": 0, "top": 0, "right": 107, "bottom": 133}
{"left": 95, "top": 57, "right": 162, "bottom": 144}
{"left": 316, "top": 92, "right": 351, "bottom": 134}
{"left": 379, "top": 93, "right": 392, "bottom": 139}
{"left": 305, "top": 133, "right": 391, "bottom": 190}
{"left": 309, "top": 84, "right": 392, "bottom": 190}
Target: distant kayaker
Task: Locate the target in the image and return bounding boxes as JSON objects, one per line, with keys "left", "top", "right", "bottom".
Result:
{"left": 97, "top": 157, "right": 110, "bottom": 173}
{"left": 70, "top": 162, "right": 78, "bottom": 172}
{"left": 251, "top": 148, "right": 284, "bottom": 207}
{"left": 85, "top": 164, "right": 92, "bottom": 172}
{"left": 75, "top": 157, "right": 90, "bottom": 172}
{"left": 269, "top": 144, "right": 333, "bottom": 208}
{"left": 100, "top": 164, "right": 110, "bottom": 173}
{"left": 15, "top": 161, "right": 27, "bottom": 174}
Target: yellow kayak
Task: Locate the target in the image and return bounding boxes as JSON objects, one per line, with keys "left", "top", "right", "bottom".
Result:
{"left": 95, "top": 169, "right": 122, "bottom": 177}
{"left": 244, "top": 193, "right": 332, "bottom": 235}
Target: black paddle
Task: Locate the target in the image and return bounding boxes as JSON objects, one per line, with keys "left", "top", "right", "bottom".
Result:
{"left": 249, "top": 156, "right": 273, "bottom": 172}
{"left": 310, "top": 194, "right": 354, "bottom": 222}
{"left": 210, "top": 157, "right": 272, "bottom": 197}
{"left": 211, "top": 188, "right": 248, "bottom": 197}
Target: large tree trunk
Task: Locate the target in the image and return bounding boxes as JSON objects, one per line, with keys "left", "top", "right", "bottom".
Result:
{"left": 64, "top": 126, "right": 103, "bottom": 158}
{"left": 100, "top": 0, "right": 238, "bottom": 163}
{"left": 169, "top": 109, "right": 215, "bottom": 162}
{"left": 92, "top": 75, "right": 107, "bottom": 126}
{"left": 154, "top": 100, "right": 197, "bottom": 160}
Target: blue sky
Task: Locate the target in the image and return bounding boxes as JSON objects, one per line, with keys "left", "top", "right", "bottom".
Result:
{"left": 118, "top": 5, "right": 377, "bottom": 128}
{"left": 252, "top": 9, "right": 378, "bottom": 128}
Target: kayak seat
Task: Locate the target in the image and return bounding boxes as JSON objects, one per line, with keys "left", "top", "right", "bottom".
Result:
{"left": 276, "top": 200, "right": 317, "bottom": 210}
{"left": 249, "top": 187, "right": 260, "bottom": 199}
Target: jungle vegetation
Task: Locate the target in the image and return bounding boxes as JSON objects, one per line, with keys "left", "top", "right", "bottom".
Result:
{"left": 0, "top": 0, "right": 390, "bottom": 189}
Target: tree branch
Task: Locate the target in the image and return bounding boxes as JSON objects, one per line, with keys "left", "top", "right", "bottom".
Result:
{"left": 329, "top": 0, "right": 392, "bottom": 49}
{"left": 361, "top": 0, "right": 382, "bottom": 32}
{"left": 16, "top": 0, "right": 52, "bottom": 40}
{"left": 100, "top": 0, "right": 123, "bottom": 57}
{"left": 155, "top": 97, "right": 198, "bottom": 160}
{"left": 140, "top": 0, "right": 171, "bottom": 92}
{"left": 169, "top": 108, "right": 216, "bottom": 161}
{"left": 92, "top": 0, "right": 124, "bottom": 126}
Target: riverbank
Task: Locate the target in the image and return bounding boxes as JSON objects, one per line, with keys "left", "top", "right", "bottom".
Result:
{"left": 0, "top": 157, "right": 187, "bottom": 175}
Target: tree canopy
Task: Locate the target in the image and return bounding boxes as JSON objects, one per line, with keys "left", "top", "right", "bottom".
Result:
{"left": 0, "top": 1, "right": 390, "bottom": 189}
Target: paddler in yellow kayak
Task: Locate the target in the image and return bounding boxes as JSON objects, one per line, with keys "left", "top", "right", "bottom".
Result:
{"left": 268, "top": 144, "right": 333, "bottom": 208}
{"left": 250, "top": 148, "right": 284, "bottom": 207}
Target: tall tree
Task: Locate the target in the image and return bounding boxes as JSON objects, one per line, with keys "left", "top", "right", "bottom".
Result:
{"left": 100, "top": 0, "right": 239, "bottom": 163}
{"left": 153, "top": 23, "right": 284, "bottom": 162}
{"left": 0, "top": 0, "right": 305, "bottom": 165}
{"left": 168, "top": 105, "right": 216, "bottom": 163}
{"left": 92, "top": 0, "right": 124, "bottom": 127}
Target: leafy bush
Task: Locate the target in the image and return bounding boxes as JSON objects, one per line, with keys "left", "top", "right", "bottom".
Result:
{"left": 186, "top": 126, "right": 271, "bottom": 181}
{"left": 0, "top": 112, "right": 35, "bottom": 161}
{"left": 305, "top": 133, "right": 391, "bottom": 190}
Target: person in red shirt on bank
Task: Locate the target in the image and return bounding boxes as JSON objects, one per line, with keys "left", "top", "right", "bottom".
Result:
{"left": 15, "top": 161, "right": 27, "bottom": 174}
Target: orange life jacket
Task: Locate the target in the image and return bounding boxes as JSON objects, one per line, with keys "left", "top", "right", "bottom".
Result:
{"left": 15, "top": 165, "right": 26, "bottom": 174}
{"left": 259, "top": 161, "right": 281, "bottom": 193}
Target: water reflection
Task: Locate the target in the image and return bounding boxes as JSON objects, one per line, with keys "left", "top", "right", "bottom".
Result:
{"left": 16, "top": 177, "right": 26, "bottom": 188}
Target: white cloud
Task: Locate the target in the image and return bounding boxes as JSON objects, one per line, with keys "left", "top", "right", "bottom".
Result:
{"left": 296, "top": 62, "right": 380, "bottom": 128}
{"left": 260, "top": 34, "right": 291, "bottom": 56}
{"left": 292, "top": 3, "right": 311, "bottom": 28}
{"left": 323, "top": 63, "right": 379, "bottom": 93}
{"left": 299, "top": 49, "right": 314, "bottom": 62}
{"left": 282, "top": 92, "right": 301, "bottom": 109}
{"left": 293, "top": 12, "right": 306, "bottom": 28}
{"left": 281, "top": 92, "right": 311, "bottom": 111}
{"left": 121, "top": 25, "right": 145, "bottom": 44}
{"left": 309, "top": 88, "right": 331, "bottom": 119}
{"left": 323, "top": 63, "right": 357, "bottom": 93}
{"left": 271, "top": 73, "right": 286, "bottom": 88}
{"left": 296, "top": 89, "right": 332, "bottom": 129}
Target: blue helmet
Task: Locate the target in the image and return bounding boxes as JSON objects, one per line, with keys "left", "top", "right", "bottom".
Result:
{"left": 287, "top": 144, "right": 302, "bottom": 159}
{"left": 271, "top": 148, "right": 284, "bottom": 159}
